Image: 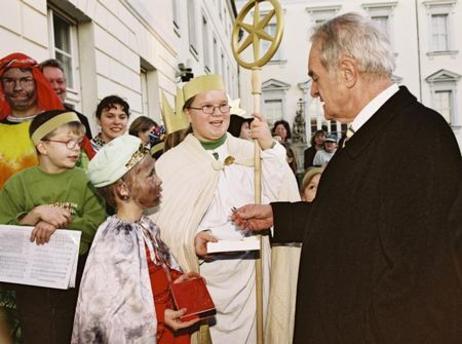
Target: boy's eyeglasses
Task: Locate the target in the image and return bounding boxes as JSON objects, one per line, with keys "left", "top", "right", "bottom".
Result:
{"left": 43, "top": 139, "right": 83, "bottom": 150}
{"left": 188, "top": 104, "right": 231, "bottom": 114}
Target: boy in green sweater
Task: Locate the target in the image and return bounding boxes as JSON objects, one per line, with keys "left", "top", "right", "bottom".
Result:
{"left": 0, "top": 109, "right": 106, "bottom": 344}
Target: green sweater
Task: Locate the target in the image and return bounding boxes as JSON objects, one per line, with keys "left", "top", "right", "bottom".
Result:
{"left": 0, "top": 166, "right": 106, "bottom": 255}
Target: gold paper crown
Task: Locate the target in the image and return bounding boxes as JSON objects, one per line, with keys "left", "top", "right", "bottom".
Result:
{"left": 170, "top": 74, "right": 225, "bottom": 133}
{"left": 181, "top": 74, "right": 225, "bottom": 102}
{"left": 161, "top": 91, "right": 189, "bottom": 134}
{"left": 125, "top": 144, "right": 150, "bottom": 170}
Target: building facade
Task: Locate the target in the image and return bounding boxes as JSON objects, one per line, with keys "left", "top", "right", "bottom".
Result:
{"left": 236, "top": 0, "right": 462, "bottom": 150}
{"left": 0, "top": 0, "right": 239, "bottom": 132}
{"left": 173, "top": 0, "right": 239, "bottom": 99}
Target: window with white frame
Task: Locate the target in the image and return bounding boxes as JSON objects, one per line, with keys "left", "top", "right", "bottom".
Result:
{"left": 47, "top": 8, "right": 80, "bottom": 103}
{"left": 231, "top": 73, "right": 236, "bottom": 99}
{"left": 433, "top": 90, "right": 453, "bottom": 123}
{"left": 362, "top": 2, "right": 397, "bottom": 47}
{"left": 306, "top": 6, "right": 341, "bottom": 25}
{"left": 310, "top": 118, "right": 318, "bottom": 135}
{"left": 424, "top": 1, "right": 457, "bottom": 54}
{"left": 202, "top": 16, "right": 211, "bottom": 71}
{"left": 264, "top": 99, "right": 283, "bottom": 125}
{"left": 426, "top": 69, "right": 461, "bottom": 125}
{"left": 213, "top": 37, "right": 219, "bottom": 73}
{"left": 172, "top": 0, "right": 180, "bottom": 35}
{"left": 329, "top": 121, "right": 338, "bottom": 137}
{"left": 431, "top": 13, "right": 449, "bottom": 51}
{"left": 226, "top": 64, "right": 231, "bottom": 92}
{"left": 218, "top": 0, "right": 223, "bottom": 20}
{"left": 224, "top": 7, "right": 228, "bottom": 34}
{"left": 221, "top": 52, "right": 225, "bottom": 81}
{"left": 187, "top": 1, "right": 198, "bottom": 56}
{"left": 262, "top": 79, "right": 289, "bottom": 125}
{"left": 372, "top": 15, "right": 389, "bottom": 35}
{"left": 140, "top": 68, "right": 149, "bottom": 114}
{"left": 260, "top": 21, "right": 283, "bottom": 62}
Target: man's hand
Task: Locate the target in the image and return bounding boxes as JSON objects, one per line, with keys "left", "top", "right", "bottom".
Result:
{"left": 250, "top": 113, "right": 274, "bottom": 150}
{"left": 194, "top": 231, "right": 217, "bottom": 257}
{"left": 164, "top": 308, "right": 200, "bottom": 331}
{"left": 231, "top": 204, "right": 274, "bottom": 231}
{"left": 30, "top": 221, "right": 57, "bottom": 245}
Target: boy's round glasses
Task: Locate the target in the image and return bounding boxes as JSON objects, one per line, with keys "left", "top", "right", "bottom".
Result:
{"left": 188, "top": 104, "right": 231, "bottom": 114}
{"left": 43, "top": 139, "right": 83, "bottom": 150}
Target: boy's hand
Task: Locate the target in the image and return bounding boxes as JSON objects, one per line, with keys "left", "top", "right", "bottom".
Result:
{"left": 173, "top": 272, "right": 201, "bottom": 284}
{"left": 33, "top": 205, "right": 71, "bottom": 228}
{"left": 194, "top": 231, "right": 217, "bottom": 258}
{"left": 250, "top": 113, "right": 274, "bottom": 150}
{"left": 30, "top": 221, "right": 57, "bottom": 245}
{"left": 164, "top": 308, "right": 200, "bottom": 331}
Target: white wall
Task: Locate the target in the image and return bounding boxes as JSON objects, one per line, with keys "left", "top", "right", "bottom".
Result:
{"left": 0, "top": 0, "right": 241, "bottom": 133}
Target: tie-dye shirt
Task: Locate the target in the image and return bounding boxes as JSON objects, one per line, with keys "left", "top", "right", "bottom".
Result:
{"left": 0, "top": 120, "right": 38, "bottom": 188}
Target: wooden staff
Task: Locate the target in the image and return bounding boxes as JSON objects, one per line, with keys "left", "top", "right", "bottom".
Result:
{"left": 252, "top": 66, "right": 264, "bottom": 344}
{"left": 231, "top": 1, "right": 284, "bottom": 343}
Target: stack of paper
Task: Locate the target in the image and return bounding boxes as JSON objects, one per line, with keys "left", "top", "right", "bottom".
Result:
{"left": 0, "top": 225, "right": 81, "bottom": 289}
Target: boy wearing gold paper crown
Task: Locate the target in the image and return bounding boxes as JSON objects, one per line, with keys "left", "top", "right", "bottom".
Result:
{"left": 0, "top": 109, "right": 106, "bottom": 344}
{"left": 72, "top": 135, "right": 205, "bottom": 344}
{"left": 151, "top": 74, "right": 300, "bottom": 343}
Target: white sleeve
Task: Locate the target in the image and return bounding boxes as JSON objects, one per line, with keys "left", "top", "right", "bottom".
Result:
{"left": 260, "top": 142, "right": 290, "bottom": 202}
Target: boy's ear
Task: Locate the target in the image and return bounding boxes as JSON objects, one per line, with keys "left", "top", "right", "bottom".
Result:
{"left": 36, "top": 141, "right": 48, "bottom": 155}
{"left": 115, "top": 181, "right": 130, "bottom": 201}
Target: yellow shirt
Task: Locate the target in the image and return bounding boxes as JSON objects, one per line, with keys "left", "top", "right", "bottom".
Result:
{"left": 0, "top": 121, "right": 38, "bottom": 188}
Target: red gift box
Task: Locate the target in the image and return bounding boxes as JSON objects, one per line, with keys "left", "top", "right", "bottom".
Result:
{"left": 170, "top": 277, "right": 216, "bottom": 321}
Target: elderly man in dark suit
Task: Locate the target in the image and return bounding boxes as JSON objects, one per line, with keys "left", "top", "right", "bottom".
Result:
{"left": 233, "top": 12, "right": 462, "bottom": 344}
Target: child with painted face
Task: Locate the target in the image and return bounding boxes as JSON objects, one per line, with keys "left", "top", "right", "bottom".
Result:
{"left": 72, "top": 135, "right": 201, "bottom": 344}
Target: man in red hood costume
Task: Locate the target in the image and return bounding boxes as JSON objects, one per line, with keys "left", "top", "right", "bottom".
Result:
{"left": 0, "top": 52, "right": 94, "bottom": 188}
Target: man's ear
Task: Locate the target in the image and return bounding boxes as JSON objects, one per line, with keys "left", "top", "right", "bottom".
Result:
{"left": 36, "top": 141, "right": 47, "bottom": 155}
{"left": 339, "top": 56, "right": 358, "bottom": 88}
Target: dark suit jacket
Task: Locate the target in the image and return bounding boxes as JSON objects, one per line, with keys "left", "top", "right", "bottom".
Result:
{"left": 272, "top": 87, "right": 462, "bottom": 343}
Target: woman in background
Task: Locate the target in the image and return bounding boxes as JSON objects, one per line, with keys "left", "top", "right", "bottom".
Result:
{"left": 91, "top": 95, "right": 130, "bottom": 152}
{"left": 129, "top": 116, "right": 159, "bottom": 147}
{"left": 272, "top": 120, "right": 291, "bottom": 145}
{"left": 303, "top": 130, "right": 326, "bottom": 169}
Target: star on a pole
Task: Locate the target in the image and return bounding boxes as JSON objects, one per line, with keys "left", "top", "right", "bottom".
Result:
{"left": 236, "top": 2, "right": 276, "bottom": 61}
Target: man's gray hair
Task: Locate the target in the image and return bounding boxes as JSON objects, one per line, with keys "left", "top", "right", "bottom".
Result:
{"left": 310, "top": 12, "right": 395, "bottom": 77}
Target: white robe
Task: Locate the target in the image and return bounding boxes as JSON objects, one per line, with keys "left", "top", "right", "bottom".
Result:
{"left": 197, "top": 140, "right": 285, "bottom": 343}
{"left": 151, "top": 134, "right": 300, "bottom": 344}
